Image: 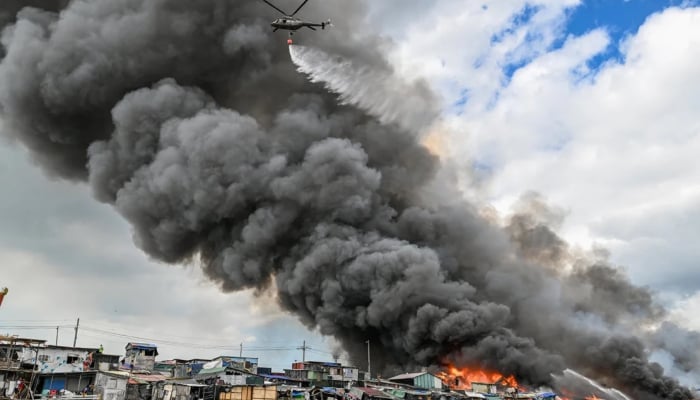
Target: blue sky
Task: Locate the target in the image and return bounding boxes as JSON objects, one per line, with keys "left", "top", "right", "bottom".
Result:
{"left": 563, "top": 0, "right": 696, "bottom": 69}
{"left": 451, "top": 0, "right": 695, "bottom": 169}
{"left": 495, "top": 0, "right": 698, "bottom": 82}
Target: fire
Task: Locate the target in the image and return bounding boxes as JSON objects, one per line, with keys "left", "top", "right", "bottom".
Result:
{"left": 438, "top": 365, "right": 521, "bottom": 391}
{"left": 584, "top": 396, "right": 603, "bottom": 400}
{"left": 421, "top": 124, "right": 449, "bottom": 159}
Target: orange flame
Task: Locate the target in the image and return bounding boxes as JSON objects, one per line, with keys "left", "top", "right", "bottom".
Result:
{"left": 437, "top": 365, "right": 521, "bottom": 391}
{"left": 584, "top": 396, "right": 603, "bottom": 400}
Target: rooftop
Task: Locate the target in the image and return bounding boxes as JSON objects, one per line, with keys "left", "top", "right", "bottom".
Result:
{"left": 125, "top": 343, "right": 158, "bottom": 350}
{"left": 99, "top": 370, "right": 168, "bottom": 384}
{"left": 352, "top": 387, "right": 394, "bottom": 399}
{"left": 388, "top": 372, "right": 431, "bottom": 381}
{"left": 0, "top": 336, "right": 46, "bottom": 345}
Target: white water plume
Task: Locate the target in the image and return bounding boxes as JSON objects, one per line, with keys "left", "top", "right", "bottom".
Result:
{"left": 289, "top": 44, "right": 440, "bottom": 134}
{"left": 552, "top": 369, "right": 633, "bottom": 400}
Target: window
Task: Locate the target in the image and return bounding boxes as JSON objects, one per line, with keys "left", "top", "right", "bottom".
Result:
{"left": 38, "top": 355, "right": 50, "bottom": 362}
{"left": 67, "top": 355, "right": 80, "bottom": 364}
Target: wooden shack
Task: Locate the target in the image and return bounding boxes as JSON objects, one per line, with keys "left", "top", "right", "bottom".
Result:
{"left": 220, "top": 385, "right": 278, "bottom": 400}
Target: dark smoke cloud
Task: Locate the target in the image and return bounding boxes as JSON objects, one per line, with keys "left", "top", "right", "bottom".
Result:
{"left": 0, "top": 1, "right": 697, "bottom": 399}
{"left": 0, "top": 1, "right": 68, "bottom": 38}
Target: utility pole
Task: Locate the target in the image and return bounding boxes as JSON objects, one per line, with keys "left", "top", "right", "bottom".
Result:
{"left": 73, "top": 317, "right": 80, "bottom": 348}
{"left": 365, "top": 340, "right": 371, "bottom": 379}
{"left": 239, "top": 343, "right": 243, "bottom": 357}
{"left": 297, "top": 340, "right": 308, "bottom": 362}
{"left": 55, "top": 326, "right": 59, "bottom": 346}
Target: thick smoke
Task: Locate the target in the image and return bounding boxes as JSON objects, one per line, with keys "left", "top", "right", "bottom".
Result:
{"left": 0, "top": 2, "right": 697, "bottom": 399}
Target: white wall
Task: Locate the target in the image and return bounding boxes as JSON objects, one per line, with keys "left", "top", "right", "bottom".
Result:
{"left": 21, "top": 347, "right": 92, "bottom": 373}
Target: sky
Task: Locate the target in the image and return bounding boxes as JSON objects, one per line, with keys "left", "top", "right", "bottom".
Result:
{"left": 1, "top": 0, "right": 700, "bottom": 377}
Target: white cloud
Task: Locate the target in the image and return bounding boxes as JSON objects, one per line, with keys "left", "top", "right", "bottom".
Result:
{"left": 375, "top": 3, "right": 700, "bottom": 313}
{"left": 385, "top": 0, "right": 580, "bottom": 105}
{"left": 671, "top": 292, "right": 700, "bottom": 331}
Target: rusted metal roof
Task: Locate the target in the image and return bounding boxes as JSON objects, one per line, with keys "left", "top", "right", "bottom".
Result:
{"left": 352, "top": 387, "right": 395, "bottom": 399}
{"left": 129, "top": 374, "right": 169, "bottom": 384}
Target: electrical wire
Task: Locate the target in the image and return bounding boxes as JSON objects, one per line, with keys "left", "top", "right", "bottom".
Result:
{"left": 0, "top": 325, "right": 74, "bottom": 329}
{"left": 80, "top": 326, "right": 314, "bottom": 352}
{"left": 80, "top": 321, "right": 325, "bottom": 348}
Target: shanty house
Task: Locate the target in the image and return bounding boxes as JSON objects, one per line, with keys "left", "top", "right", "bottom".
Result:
{"left": 203, "top": 357, "right": 259, "bottom": 372}
{"left": 122, "top": 343, "right": 159, "bottom": 372}
{"left": 388, "top": 372, "right": 445, "bottom": 390}
{"left": 154, "top": 379, "right": 208, "bottom": 400}
{"left": 21, "top": 344, "right": 99, "bottom": 396}
{"left": 155, "top": 360, "right": 195, "bottom": 378}
{"left": 285, "top": 361, "right": 359, "bottom": 387}
{"left": 195, "top": 366, "right": 264, "bottom": 386}
{"left": 95, "top": 370, "right": 168, "bottom": 400}
{"left": 21, "top": 345, "right": 98, "bottom": 374}
{"left": 2, "top": 338, "right": 100, "bottom": 396}
{"left": 0, "top": 336, "right": 46, "bottom": 397}
{"left": 347, "top": 387, "right": 395, "bottom": 400}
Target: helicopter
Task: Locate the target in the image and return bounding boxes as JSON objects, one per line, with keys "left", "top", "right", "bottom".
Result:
{"left": 263, "top": 0, "right": 331, "bottom": 44}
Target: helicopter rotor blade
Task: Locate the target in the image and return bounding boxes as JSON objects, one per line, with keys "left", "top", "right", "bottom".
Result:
{"left": 306, "top": 25, "right": 317, "bottom": 31}
{"left": 291, "top": 0, "right": 310, "bottom": 16}
{"left": 261, "top": 0, "right": 289, "bottom": 16}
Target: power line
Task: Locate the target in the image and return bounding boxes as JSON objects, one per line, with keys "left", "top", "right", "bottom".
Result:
{"left": 81, "top": 321, "right": 325, "bottom": 348}
{"left": 0, "top": 319, "right": 75, "bottom": 323}
{"left": 0, "top": 325, "right": 74, "bottom": 329}
{"left": 80, "top": 325, "right": 329, "bottom": 352}
{"left": 2, "top": 322, "right": 338, "bottom": 364}
{"left": 81, "top": 326, "right": 304, "bottom": 351}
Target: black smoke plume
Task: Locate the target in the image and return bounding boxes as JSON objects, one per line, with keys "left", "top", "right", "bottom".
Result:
{"left": 0, "top": 2, "right": 697, "bottom": 399}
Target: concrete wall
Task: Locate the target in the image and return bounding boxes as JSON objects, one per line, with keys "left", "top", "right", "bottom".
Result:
{"left": 124, "top": 350, "right": 156, "bottom": 372}
{"left": 95, "top": 372, "right": 127, "bottom": 400}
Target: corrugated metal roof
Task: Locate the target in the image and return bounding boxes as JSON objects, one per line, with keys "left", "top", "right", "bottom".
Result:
{"left": 353, "top": 387, "right": 394, "bottom": 399}
{"left": 99, "top": 371, "right": 167, "bottom": 383}
{"left": 388, "top": 372, "right": 428, "bottom": 381}
{"left": 166, "top": 379, "right": 207, "bottom": 387}
{"left": 195, "top": 366, "right": 227, "bottom": 377}
{"left": 129, "top": 374, "right": 168, "bottom": 384}
{"left": 126, "top": 343, "right": 158, "bottom": 350}
{"left": 260, "top": 374, "right": 304, "bottom": 382}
